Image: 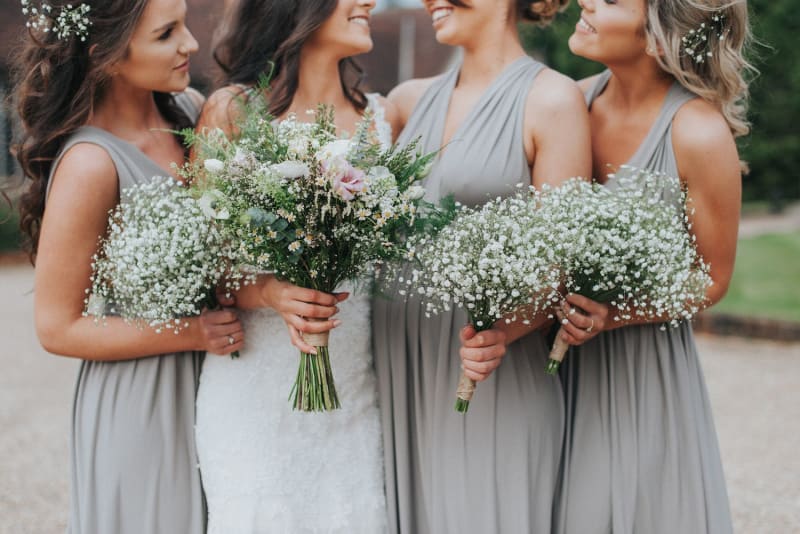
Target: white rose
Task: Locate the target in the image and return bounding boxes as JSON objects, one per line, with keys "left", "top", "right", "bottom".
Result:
{"left": 405, "top": 185, "right": 426, "bottom": 200}
{"left": 203, "top": 158, "right": 225, "bottom": 174}
{"left": 270, "top": 161, "right": 309, "bottom": 179}
{"left": 317, "top": 139, "right": 352, "bottom": 160}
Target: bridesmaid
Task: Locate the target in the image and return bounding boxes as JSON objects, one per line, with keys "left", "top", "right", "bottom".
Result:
{"left": 473, "top": 0, "right": 750, "bottom": 532}
{"left": 12, "top": 0, "right": 243, "bottom": 532}
{"left": 373, "top": 0, "right": 591, "bottom": 532}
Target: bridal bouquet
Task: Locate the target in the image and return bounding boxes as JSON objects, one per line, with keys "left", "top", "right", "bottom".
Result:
{"left": 186, "top": 96, "right": 439, "bottom": 412}
{"left": 406, "top": 186, "right": 564, "bottom": 413}
{"left": 540, "top": 167, "right": 713, "bottom": 374}
{"left": 85, "top": 176, "right": 238, "bottom": 336}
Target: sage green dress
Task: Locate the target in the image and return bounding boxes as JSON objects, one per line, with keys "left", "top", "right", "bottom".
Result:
{"left": 47, "top": 92, "right": 207, "bottom": 534}
{"left": 554, "top": 71, "right": 734, "bottom": 534}
{"left": 372, "top": 56, "right": 565, "bottom": 534}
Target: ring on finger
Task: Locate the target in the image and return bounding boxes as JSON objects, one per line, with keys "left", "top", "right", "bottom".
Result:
{"left": 585, "top": 319, "right": 594, "bottom": 333}
{"left": 227, "top": 335, "right": 235, "bottom": 345}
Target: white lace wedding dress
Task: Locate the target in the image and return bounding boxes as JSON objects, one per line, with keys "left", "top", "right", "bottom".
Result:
{"left": 195, "top": 95, "right": 392, "bottom": 534}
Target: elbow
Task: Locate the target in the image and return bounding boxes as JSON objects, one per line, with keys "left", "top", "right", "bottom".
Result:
{"left": 35, "top": 316, "right": 71, "bottom": 356}
{"left": 705, "top": 277, "right": 731, "bottom": 309}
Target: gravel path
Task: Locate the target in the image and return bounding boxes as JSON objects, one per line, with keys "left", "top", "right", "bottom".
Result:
{"left": 1, "top": 264, "right": 798, "bottom": 533}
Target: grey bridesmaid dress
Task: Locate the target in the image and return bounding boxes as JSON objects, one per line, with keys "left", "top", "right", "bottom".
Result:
{"left": 554, "top": 71, "right": 734, "bottom": 534}
{"left": 47, "top": 93, "right": 207, "bottom": 534}
{"left": 372, "top": 56, "right": 565, "bottom": 534}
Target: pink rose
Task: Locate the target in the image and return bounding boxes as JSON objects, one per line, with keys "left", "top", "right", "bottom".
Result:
{"left": 323, "top": 156, "right": 366, "bottom": 201}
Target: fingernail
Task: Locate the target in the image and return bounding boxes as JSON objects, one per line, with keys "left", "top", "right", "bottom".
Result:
{"left": 332, "top": 320, "right": 342, "bottom": 327}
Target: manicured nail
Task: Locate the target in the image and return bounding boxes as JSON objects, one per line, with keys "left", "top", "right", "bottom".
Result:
{"left": 332, "top": 320, "right": 342, "bottom": 328}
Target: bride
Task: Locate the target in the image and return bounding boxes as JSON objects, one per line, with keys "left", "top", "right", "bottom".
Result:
{"left": 193, "top": 0, "right": 396, "bottom": 532}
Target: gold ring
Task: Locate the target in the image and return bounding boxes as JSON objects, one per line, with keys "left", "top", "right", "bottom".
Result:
{"left": 228, "top": 335, "right": 235, "bottom": 345}
{"left": 585, "top": 319, "right": 594, "bottom": 333}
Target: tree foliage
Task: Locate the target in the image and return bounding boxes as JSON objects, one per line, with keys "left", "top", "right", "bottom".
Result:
{"left": 521, "top": 1, "right": 799, "bottom": 209}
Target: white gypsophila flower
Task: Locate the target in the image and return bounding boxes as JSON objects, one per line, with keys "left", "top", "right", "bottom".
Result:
{"left": 86, "top": 176, "right": 237, "bottom": 333}
{"left": 204, "top": 158, "right": 225, "bottom": 174}
{"left": 270, "top": 161, "right": 309, "bottom": 179}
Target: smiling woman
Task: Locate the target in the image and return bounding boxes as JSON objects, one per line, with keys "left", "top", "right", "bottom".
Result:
{"left": 11, "top": 0, "right": 243, "bottom": 532}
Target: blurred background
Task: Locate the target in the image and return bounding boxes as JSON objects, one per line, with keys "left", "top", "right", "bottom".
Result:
{"left": 1, "top": 0, "right": 798, "bottom": 532}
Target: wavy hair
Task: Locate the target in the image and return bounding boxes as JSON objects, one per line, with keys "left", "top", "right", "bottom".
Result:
{"left": 12, "top": 0, "right": 193, "bottom": 262}
{"left": 645, "top": 0, "right": 754, "bottom": 138}
{"left": 213, "top": 0, "right": 367, "bottom": 116}
{"left": 447, "top": 0, "right": 570, "bottom": 26}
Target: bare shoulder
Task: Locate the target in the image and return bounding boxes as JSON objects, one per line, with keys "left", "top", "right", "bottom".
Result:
{"left": 49, "top": 142, "right": 118, "bottom": 203}
{"left": 577, "top": 73, "right": 603, "bottom": 95}
{"left": 672, "top": 98, "right": 740, "bottom": 181}
{"left": 527, "top": 68, "right": 588, "bottom": 117}
{"left": 673, "top": 98, "right": 735, "bottom": 155}
{"left": 387, "top": 76, "right": 439, "bottom": 128}
{"left": 198, "top": 85, "right": 250, "bottom": 133}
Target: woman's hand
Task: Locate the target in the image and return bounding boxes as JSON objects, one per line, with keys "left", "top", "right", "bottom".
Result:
{"left": 459, "top": 325, "right": 507, "bottom": 382}
{"left": 257, "top": 276, "right": 348, "bottom": 354}
{"left": 556, "top": 294, "right": 611, "bottom": 345}
{"left": 198, "top": 308, "right": 244, "bottom": 356}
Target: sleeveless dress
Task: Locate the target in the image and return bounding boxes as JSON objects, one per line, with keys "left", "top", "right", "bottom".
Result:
{"left": 553, "top": 71, "right": 734, "bottom": 534}
{"left": 372, "top": 56, "right": 565, "bottom": 534}
{"left": 50, "top": 92, "right": 207, "bottom": 534}
{"left": 195, "top": 94, "right": 391, "bottom": 534}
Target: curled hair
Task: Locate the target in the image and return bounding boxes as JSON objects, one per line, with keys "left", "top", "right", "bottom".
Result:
{"left": 645, "top": 0, "right": 754, "bottom": 138}
{"left": 213, "top": 0, "right": 367, "bottom": 116}
{"left": 447, "top": 0, "right": 569, "bottom": 26}
{"left": 12, "top": 0, "right": 193, "bottom": 262}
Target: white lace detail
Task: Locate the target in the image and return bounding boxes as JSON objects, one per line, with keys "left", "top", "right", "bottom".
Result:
{"left": 365, "top": 93, "right": 393, "bottom": 150}
{"left": 195, "top": 288, "right": 388, "bottom": 533}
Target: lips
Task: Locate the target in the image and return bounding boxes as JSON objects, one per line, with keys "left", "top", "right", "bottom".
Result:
{"left": 348, "top": 15, "right": 370, "bottom": 28}
{"left": 577, "top": 16, "right": 597, "bottom": 34}
{"left": 174, "top": 60, "right": 190, "bottom": 70}
{"left": 431, "top": 7, "right": 452, "bottom": 24}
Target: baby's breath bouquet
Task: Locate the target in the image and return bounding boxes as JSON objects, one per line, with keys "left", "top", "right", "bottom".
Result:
{"left": 185, "top": 93, "right": 439, "bottom": 412}
{"left": 86, "top": 176, "right": 237, "bottom": 337}
{"left": 541, "top": 167, "right": 713, "bottom": 374}
{"left": 406, "top": 186, "right": 564, "bottom": 413}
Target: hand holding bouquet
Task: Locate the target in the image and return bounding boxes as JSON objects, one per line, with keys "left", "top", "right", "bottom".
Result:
{"left": 407, "top": 186, "right": 563, "bottom": 412}
{"left": 540, "top": 167, "right": 713, "bottom": 374}
{"left": 186, "top": 95, "right": 440, "bottom": 411}
{"left": 86, "top": 177, "right": 240, "bottom": 342}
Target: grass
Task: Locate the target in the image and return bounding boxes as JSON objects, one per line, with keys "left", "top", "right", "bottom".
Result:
{"left": 714, "top": 232, "right": 800, "bottom": 323}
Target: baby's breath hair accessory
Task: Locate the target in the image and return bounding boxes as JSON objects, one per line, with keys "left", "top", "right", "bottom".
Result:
{"left": 681, "top": 11, "right": 727, "bottom": 64}
{"left": 21, "top": 0, "right": 92, "bottom": 42}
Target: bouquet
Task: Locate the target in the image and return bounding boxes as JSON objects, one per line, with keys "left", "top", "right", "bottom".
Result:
{"left": 186, "top": 95, "right": 440, "bottom": 411}
{"left": 85, "top": 176, "right": 238, "bottom": 338}
{"left": 407, "top": 186, "right": 564, "bottom": 413}
{"left": 540, "top": 167, "right": 713, "bottom": 374}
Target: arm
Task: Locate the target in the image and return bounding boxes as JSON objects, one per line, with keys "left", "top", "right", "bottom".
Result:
{"left": 559, "top": 99, "right": 741, "bottom": 344}
{"left": 461, "top": 71, "right": 593, "bottom": 380}
{"left": 386, "top": 77, "right": 438, "bottom": 136}
{"left": 35, "top": 144, "right": 243, "bottom": 360}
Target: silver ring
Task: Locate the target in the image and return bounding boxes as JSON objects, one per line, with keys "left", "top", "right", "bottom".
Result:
{"left": 227, "top": 335, "right": 235, "bottom": 345}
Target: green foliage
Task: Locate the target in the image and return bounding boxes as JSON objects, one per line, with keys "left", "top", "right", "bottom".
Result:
{"left": 714, "top": 232, "right": 800, "bottom": 322}
{"left": 519, "top": 2, "right": 800, "bottom": 208}
{"left": 0, "top": 196, "right": 21, "bottom": 252}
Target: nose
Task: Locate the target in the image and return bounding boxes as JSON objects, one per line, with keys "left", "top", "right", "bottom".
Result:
{"left": 358, "top": 0, "right": 377, "bottom": 9}
{"left": 179, "top": 25, "right": 200, "bottom": 56}
{"left": 578, "top": 0, "right": 594, "bottom": 11}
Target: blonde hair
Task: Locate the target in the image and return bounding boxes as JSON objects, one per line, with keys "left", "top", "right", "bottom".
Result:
{"left": 645, "top": 0, "right": 754, "bottom": 138}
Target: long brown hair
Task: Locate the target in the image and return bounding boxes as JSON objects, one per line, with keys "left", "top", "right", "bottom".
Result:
{"left": 213, "top": 0, "right": 367, "bottom": 116}
{"left": 12, "top": 0, "right": 193, "bottom": 262}
{"left": 446, "top": 0, "right": 569, "bottom": 25}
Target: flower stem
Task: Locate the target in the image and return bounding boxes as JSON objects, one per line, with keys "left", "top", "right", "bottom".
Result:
{"left": 289, "top": 347, "right": 340, "bottom": 412}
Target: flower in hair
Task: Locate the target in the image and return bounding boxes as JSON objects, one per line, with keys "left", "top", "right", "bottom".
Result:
{"left": 21, "top": 0, "right": 92, "bottom": 42}
{"left": 681, "top": 12, "right": 726, "bottom": 64}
